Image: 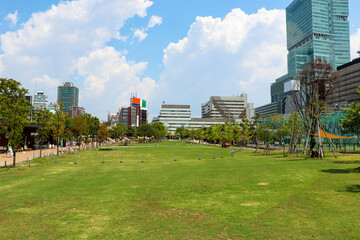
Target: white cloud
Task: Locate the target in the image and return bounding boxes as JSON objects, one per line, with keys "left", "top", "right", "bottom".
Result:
{"left": 0, "top": 0, "right": 153, "bottom": 118}
{"left": 31, "top": 75, "right": 60, "bottom": 88}
{"left": 133, "top": 15, "right": 162, "bottom": 42}
{"left": 148, "top": 15, "right": 162, "bottom": 28}
{"left": 351, "top": 28, "right": 360, "bottom": 59}
{"left": 77, "top": 46, "right": 157, "bottom": 114}
{"left": 156, "top": 8, "right": 287, "bottom": 116}
{"left": 4, "top": 10, "right": 18, "bottom": 26}
{"left": 133, "top": 29, "right": 148, "bottom": 42}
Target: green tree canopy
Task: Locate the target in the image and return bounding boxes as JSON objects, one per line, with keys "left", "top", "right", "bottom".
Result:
{"left": 340, "top": 86, "right": 360, "bottom": 136}
{"left": 0, "top": 78, "right": 32, "bottom": 167}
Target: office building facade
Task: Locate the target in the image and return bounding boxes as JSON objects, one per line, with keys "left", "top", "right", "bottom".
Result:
{"left": 286, "top": 0, "right": 350, "bottom": 78}
{"left": 57, "top": 82, "right": 79, "bottom": 114}
{"left": 69, "top": 106, "right": 86, "bottom": 118}
{"left": 155, "top": 104, "right": 192, "bottom": 134}
{"left": 119, "top": 97, "right": 147, "bottom": 127}
{"left": 201, "top": 94, "right": 248, "bottom": 119}
{"left": 33, "top": 90, "right": 48, "bottom": 110}
{"left": 328, "top": 57, "right": 360, "bottom": 108}
{"left": 256, "top": 0, "right": 351, "bottom": 117}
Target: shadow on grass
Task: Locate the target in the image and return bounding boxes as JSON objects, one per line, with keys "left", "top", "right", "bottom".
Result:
{"left": 345, "top": 185, "right": 360, "bottom": 193}
{"left": 332, "top": 160, "right": 360, "bottom": 164}
{"left": 321, "top": 167, "right": 360, "bottom": 174}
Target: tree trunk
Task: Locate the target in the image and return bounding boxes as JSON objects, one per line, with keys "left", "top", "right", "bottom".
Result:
{"left": 12, "top": 151, "right": 16, "bottom": 167}
{"left": 57, "top": 136, "right": 59, "bottom": 156}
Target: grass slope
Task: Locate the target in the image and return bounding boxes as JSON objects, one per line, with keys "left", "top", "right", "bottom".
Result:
{"left": 1, "top": 141, "right": 360, "bottom": 239}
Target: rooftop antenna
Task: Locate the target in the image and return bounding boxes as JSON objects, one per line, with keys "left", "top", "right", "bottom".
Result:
{"left": 357, "top": 50, "right": 360, "bottom": 57}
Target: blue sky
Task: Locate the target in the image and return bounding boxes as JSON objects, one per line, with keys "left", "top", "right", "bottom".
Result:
{"left": 1, "top": 0, "right": 360, "bottom": 120}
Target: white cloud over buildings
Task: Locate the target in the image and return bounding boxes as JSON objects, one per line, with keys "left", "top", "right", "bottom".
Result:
{"left": 156, "top": 8, "right": 287, "bottom": 116}
{"left": 0, "top": 0, "right": 154, "bottom": 117}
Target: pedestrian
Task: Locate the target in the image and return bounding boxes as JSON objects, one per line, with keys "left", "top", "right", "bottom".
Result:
{"left": 8, "top": 146, "right": 13, "bottom": 158}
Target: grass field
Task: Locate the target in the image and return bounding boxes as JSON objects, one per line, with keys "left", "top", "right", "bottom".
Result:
{"left": 1, "top": 141, "right": 360, "bottom": 239}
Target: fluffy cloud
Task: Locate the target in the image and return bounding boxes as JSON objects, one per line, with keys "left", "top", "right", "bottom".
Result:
{"left": 133, "top": 15, "right": 162, "bottom": 42}
{"left": 31, "top": 75, "right": 60, "bottom": 88}
{"left": 351, "top": 28, "right": 360, "bottom": 59}
{"left": 4, "top": 10, "right": 18, "bottom": 26}
{"left": 133, "top": 29, "right": 148, "bottom": 42}
{"left": 156, "top": 8, "right": 287, "bottom": 116}
{"left": 0, "top": 0, "right": 154, "bottom": 118}
{"left": 77, "top": 47, "right": 157, "bottom": 114}
{"left": 148, "top": 15, "right": 162, "bottom": 28}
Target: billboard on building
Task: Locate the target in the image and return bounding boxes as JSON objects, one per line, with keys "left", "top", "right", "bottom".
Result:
{"left": 132, "top": 98, "right": 140, "bottom": 106}
{"left": 284, "top": 80, "right": 299, "bottom": 95}
{"left": 142, "top": 99, "right": 146, "bottom": 108}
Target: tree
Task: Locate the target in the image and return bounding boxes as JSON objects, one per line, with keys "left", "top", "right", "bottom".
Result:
{"left": 50, "top": 104, "right": 66, "bottom": 156}
{"left": 150, "top": 122, "right": 166, "bottom": 140}
{"left": 137, "top": 124, "right": 154, "bottom": 142}
{"left": 219, "top": 122, "right": 234, "bottom": 145}
{"left": 84, "top": 114, "right": 100, "bottom": 147}
{"left": 0, "top": 78, "right": 32, "bottom": 167}
{"left": 257, "top": 117, "right": 275, "bottom": 155}
{"left": 109, "top": 123, "right": 127, "bottom": 142}
{"left": 250, "top": 114, "right": 261, "bottom": 151}
{"left": 72, "top": 115, "right": 88, "bottom": 150}
{"left": 175, "top": 126, "right": 185, "bottom": 139}
{"left": 291, "top": 59, "right": 337, "bottom": 158}
{"left": 34, "top": 108, "right": 52, "bottom": 158}
{"left": 285, "top": 112, "right": 304, "bottom": 155}
{"left": 272, "top": 114, "right": 290, "bottom": 155}
{"left": 98, "top": 123, "right": 108, "bottom": 143}
{"left": 340, "top": 86, "right": 360, "bottom": 135}
{"left": 126, "top": 126, "right": 136, "bottom": 138}
{"left": 238, "top": 119, "right": 251, "bottom": 147}
{"left": 195, "top": 128, "right": 204, "bottom": 144}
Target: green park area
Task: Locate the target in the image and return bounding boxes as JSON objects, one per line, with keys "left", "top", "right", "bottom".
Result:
{"left": 1, "top": 141, "right": 360, "bottom": 239}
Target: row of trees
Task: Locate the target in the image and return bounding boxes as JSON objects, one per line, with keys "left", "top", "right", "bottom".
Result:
{"left": 175, "top": 112, "right": 304, "bottom": 155}
{"left": 0, "top": 78, "right": 103, "bottom": 167}
{"left": 108, "top": 122, "right": 166, "bottom": 142}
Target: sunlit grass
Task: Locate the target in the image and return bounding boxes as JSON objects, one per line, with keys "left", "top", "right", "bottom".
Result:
{"left": 1, "top": 141, "right": 360, "bottom": 239}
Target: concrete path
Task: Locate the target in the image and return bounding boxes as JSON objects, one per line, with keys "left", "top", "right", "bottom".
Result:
{"left": 0, "top": 147, "right": 70, "bottom": 167}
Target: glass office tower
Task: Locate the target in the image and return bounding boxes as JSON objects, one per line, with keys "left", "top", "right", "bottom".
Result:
{"left": 286, "top": 0, "right": 350, "bottom": 78}
{"left": 57, "top": 82, "right": 79, "bottom": 113}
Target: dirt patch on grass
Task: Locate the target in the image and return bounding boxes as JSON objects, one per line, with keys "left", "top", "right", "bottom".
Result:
{"left": 241, "top": 202, "right": 260, "bottom": 207}
{"left": 257, "top": 182, "right": 268, "bottom": 186}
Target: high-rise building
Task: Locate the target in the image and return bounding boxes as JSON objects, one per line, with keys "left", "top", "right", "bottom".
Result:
{"left": 286, "top": 0, "right": 350, "bottom": 78}
{"left": 33, "top": 90, "right": 48, "bottom": 110}
{"left": 256, "top": 0, "right": 351, "bottom": 116}
{"left": 57, "top": 82, "right": 79, "bottom": 113}
{"left": 201, "top": 94, "right": 248, "bottom": 119}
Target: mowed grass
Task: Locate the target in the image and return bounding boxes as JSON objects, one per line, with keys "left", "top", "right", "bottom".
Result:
{"left": 1, "top": 141, "right": 360, "bottom": 239}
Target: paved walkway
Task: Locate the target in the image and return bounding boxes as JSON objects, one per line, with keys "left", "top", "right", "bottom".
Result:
{"left": 0, "top": 148, "right": 67, "bottom": 167}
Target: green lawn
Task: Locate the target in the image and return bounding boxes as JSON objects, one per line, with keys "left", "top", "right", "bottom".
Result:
{"left": 1, "top": 141, "right": 360, "bottom": 239}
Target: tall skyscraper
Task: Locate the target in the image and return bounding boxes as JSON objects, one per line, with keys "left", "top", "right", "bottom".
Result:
{"left": 57, "top": 82, "right": 79, "bottom": 114}
{"left": 286, "top": 0, "right": 350, "bottom": 78}
{"left": 259, "top": 0, "right": 351, "bottom": 115}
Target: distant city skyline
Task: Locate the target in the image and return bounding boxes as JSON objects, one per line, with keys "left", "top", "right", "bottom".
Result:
{"left": 1, "top": 0, "right": 360, "bottom": 120}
